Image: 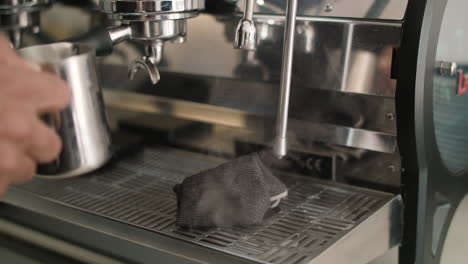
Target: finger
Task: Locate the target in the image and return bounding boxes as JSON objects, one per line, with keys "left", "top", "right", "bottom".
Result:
{"left": 35, "top": 73, "right": 71, "bottom": 113}
{"left": 0, "top": 109, "right": 62, "bottom": 163}
{"left": 27, "top": 117, "right": 63, "bottom": 163}
{"left": 0, "top": 65, "right": 71, "bottom": 113}
{"left": 0, "top": 140, "right": 36, "bottom": 186}
{"left": 30, "top": 71, "right": 71, "bottom": 114}
{"left": 0, "top": 36, "right": 17, "bottom": 62}
{"left": 10, "top": 156, "right": 36, "bottom": 184}
{"left": 0, "top": 108, "right": 35, "bottom": 147}
{"left": 0, "top": 37, "right": 29, "bottom": 68}
{"left": 0, "top": 37, "right": 43, "bottom": 74}
{"left": 0, "top": 173, "right": 9, "bottom": 198}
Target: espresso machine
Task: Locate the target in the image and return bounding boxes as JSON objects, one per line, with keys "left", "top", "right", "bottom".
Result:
{"left": 0, "top": 0, "right": 53, "bottom": 47}
{"left": 1, "top": 0, "right": 468, "bottom": 264}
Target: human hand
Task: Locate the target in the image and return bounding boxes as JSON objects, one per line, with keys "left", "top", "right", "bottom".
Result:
{"left": 0, "top": 37, "right": 71, "bottom": 197}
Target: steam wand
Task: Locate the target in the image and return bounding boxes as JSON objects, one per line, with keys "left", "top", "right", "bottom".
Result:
{"left": 234, "top": 0, "right": 298, "bottom": 159}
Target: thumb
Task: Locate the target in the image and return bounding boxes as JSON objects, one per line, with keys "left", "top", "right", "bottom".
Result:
{"left": 0, "top": 36, "right": 41, "bottom": 72}
{"left": 0, "top": 36, "right": 18, "bottom": 63}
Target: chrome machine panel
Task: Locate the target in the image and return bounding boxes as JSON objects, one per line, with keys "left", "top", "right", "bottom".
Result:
{"left": 148, "top": 15, "right": 401, "bottom": 97}
{"left": 104, "top": 14, "right": 401, "bottom": 157}
{"left": 102, "top": 12, "right": 403, "bottom": 188}
{"left": 235, "top": 0, "right": 408, "bottom": 20}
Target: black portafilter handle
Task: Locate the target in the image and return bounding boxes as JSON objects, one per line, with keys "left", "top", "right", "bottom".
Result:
{"left": 64, "top": 26, "right": 114, "bottom": 56}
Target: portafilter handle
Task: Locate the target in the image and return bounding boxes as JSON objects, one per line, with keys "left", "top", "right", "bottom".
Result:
{"left": 65, "top": 26, "right": 161, "bottom": 85}
{"left": 64, "top": 25, "right": 132, "bottom": 56}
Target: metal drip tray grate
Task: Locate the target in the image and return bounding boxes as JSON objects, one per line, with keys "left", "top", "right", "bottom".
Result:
{"left": 15, "top": 147, "right": 396, "bottom": 264}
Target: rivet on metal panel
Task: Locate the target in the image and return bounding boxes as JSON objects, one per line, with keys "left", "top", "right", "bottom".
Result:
{"left": 438, "top": 61, "right": 458, "bottom": 76}
{"left": 387, "top": 165, "right": 396, "bottom": 173}
{"left": 324, "top": 3, "right": 334, "bottom": 12}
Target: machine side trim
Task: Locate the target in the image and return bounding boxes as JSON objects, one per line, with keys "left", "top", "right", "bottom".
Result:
{"left": 0, "top": 219, "right": 125, "bottom": 264}
{"left": 309, "top": 195, "right": 402, "bottom": 264}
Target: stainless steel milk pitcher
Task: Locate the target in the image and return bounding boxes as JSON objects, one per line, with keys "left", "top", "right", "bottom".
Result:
{"left": 18, "top": 42, "right": 112, "bottom": 178}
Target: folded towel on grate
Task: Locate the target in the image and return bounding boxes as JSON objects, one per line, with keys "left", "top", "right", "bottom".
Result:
{"left": 173, "top": 151, "right": 288, "bottom": 229}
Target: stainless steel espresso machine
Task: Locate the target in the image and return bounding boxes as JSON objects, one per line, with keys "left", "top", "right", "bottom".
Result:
{"left": 0, "top": 0, "right": 52, "bottom": 47}
{"left": 1, "top": 0, "right": 468, "bottom": 264}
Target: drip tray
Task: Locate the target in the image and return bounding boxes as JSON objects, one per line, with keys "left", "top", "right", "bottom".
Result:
{"left": 7, "top": 147, "right": 401, "bottom": 264}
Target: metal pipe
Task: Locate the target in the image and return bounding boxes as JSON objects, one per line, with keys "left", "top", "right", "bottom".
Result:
{"left": 108, "top": 26, "right": 132, "bottom": 44}
{"left": 243, "top": 0, "right": 255, "bottom": 21}
{"left": 272, "top": 0, "right": 298, "bottom": 159}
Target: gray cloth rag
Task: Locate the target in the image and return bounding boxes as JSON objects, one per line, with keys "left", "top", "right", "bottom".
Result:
{"left": 174, "top": 152, "right": 288, "bottom": 229}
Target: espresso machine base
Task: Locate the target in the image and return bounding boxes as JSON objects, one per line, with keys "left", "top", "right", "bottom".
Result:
{"left": 2, "top": 146, "right": 401, "bottom": 264}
